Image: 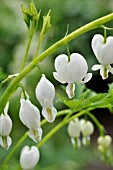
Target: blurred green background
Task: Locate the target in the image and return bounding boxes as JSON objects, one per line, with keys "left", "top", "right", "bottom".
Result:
{"left": 0, "top": 0, "right": 113, "bottom": 169}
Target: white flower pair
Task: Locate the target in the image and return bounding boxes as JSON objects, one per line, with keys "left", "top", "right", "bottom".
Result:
{"left": 19, "top": 74, "right": 57, "bottom": 143}
{"left": 67, "top": 118, "right": 94, "bottom": 148}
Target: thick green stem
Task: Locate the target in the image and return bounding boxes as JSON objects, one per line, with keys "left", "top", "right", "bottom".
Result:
{"left": 0, "top": 13, "right": 113, "bottom": 114}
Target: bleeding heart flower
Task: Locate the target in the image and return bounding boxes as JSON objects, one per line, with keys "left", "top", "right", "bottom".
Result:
{"left": 53, "top": 53, "right": 92, "bottom": 99}
{"left": 92, "top": 34, "right": 113, "bottom": 79}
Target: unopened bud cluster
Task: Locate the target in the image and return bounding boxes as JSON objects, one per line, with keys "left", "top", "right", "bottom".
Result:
{"left": 67, "top": 118, "right": 94, "bottom": 149}
{"left": 97, "top": 135, "right": 113, "bottom": 164}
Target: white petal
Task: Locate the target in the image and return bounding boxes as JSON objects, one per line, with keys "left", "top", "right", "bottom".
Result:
{"left": 0, "top": 114, "right": 12, "bottom": 136}
{"left": 54, "top": 54, "right": 68, "bottom": 73}
{"left": 107, "top": 65, "right": 113, "bottom": 74}
{"left": 71, "top": 137, "right": 81, "bottom": 149}
{"left": 100, "top": 65, "right": 109, "bottom": 80}
{"left": 20, "top": 146, "right": 40, "bottom": 170}
{"left": 19, "top": 99, "right": 40, "bottom": 129}
{"left": 91, "top": 34, "right": 104, "bottom": 64}
{"left": 100, "top": 36, "right": 113, "bottom": 65}
{"left": 36, "top": 74, "right": 55, "bottom": 108}
{"left": 81, "top": 73, "right": 92, "bottom": 83}
{"left": 28, "top": 128, "right": 43, "bottom": 143}
{"left": 0, "top": 136, "right": 12, "bottom": 150}
{"left": 54, "top": 54, "right": 68, "bottom": 83}
{"left": 66, "top": 83, "right": 75, "bottom": 99}
{"left": 67, "top": 53, "right": 88, "bottom": 83}
{"left": 53, "top": 72, "right": 66, "bottom": 84}
{"left": 42, "top": 106, "right": 57, "bottom": 122}
{"left": 67, "top": 118, "right": 81, "bottom": 138}
{"left": 80, "top": 119, "right": 94, "bottom": 137}
{"left": 91, "top": 64, "right": 101, "bottom": 71}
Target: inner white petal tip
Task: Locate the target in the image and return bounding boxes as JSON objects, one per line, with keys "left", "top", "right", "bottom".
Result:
{"left": 29, "top": 128, "right": 43, "bottom": 143}
{"left": 92, "top": 64, "right": 101, "bottom": 71}
{"left": 42, "top": 106, "right": 57, "bottom": 123}
{"left": 81, "top": 73, "right": 92, "bottom": 83}
{"left": 66, "top": 83, "right": 75, "bottom": 99}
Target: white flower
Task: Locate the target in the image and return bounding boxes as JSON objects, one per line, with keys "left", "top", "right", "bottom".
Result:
{"left": 80, "top": 119, "right": 94, "bottom": 146}
{"left": 97, "top": 135, "right": 112, "bottom": 148}
{"left": 0, "top": 103, "right": 12, "bottom": 149}
{"left": 91, "top": 34, "right": 113, "bottom": 79}
{"left": 67, "top": 118, "right": 81, "bottom": 138}
{"left": 20, "top": 146, "right": 40, "bottom": 170}
{"left": 53, "top": 53, "right": 92, "bottom": 99}
{"left": 35, "top": 74, "right": 57, "bottom": 123}
{"left": 67, "top": 118, "right": 81, "bottom": 149}
{"left": 19, "top": 99, "right": 42, "bottom": 142}
{"left": 80, "top": 119, "right": 94, "bottom": 137}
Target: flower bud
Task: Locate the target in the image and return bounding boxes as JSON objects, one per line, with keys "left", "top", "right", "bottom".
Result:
{"left": 80, "top": 119, "right": 94, "bottom": 137}
{"left": 97, "top": 135, "right": 112, "bottom": 148}
{"left": 20, "top": 146, "right": 40, "bottom": 170}
{"left": 19, "top": 98, "right": 42, "bottom": 142}
{"left": 0, "top": 103, "right": 12, "bottom": 149}
{"left": 68, "top": 118, "right": 81, "bottom": 149}
{"left": 35, "top": 74, "right": 57, "bottom": 123}
{"left": 67, "top": 118, "right": 81, "bottom": 138}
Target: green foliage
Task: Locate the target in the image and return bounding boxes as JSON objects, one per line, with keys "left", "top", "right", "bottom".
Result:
{"left": 59, "top": 84, "right": 113, "bottom": 112}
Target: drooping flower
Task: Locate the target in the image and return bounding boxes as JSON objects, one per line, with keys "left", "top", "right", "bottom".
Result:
{"left": 20, "top": 145, "right": 40, "bottom": 170}
{"left": 0, "top": 103, "right": 12, "bottom": 150}
{"left": 19, "top": 99, "right": 42, "bottom": 142}
{"left": 53, "top": 53, "right": 92, "bottom": 99}
{"left": 35, "top": 74, "right": 57, "bottom": 123}
{"left": 67, "top": 118, "right": 81, "bottom": 149}
{"left": 97, "top": 135, "right": 113, "bottom": 164}
{"left": 80, "top": 119, "right": 94, "bottom": 145}
{"left": 97, "top": 135, "right": 112, "bottom": 149}
{"left": 91, "top": 34, "right": 113, "bottom": 79}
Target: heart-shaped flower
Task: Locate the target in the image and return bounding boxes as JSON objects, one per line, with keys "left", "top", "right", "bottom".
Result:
{"left": 97, "top": 135, "right": 112, "bottom": 148}
{"left": 80, "top": 119, "right": 94, "bottom": 137}
{"left": 20, "top": 146, "right": 40, "bottom": 170}
{"left": 92, "top": 34, "right": 113, "bottom": 79}
{"left": 53, "top": 53, "right": 92, "bottom": 99}
{"left": 36, "top": 74, "right": 57, "bottom": 123}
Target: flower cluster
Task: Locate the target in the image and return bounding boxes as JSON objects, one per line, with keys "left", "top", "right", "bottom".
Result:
{"left": 67, "top": 118, "right": 94, "bottom": 149}
{"left": 1, "top": 32, "right": 113, "bottom": 169}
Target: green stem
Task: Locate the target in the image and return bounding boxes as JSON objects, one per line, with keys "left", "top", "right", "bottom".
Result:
{"left": 33, "top": 34, "right": 44, "bottom": 60}
{"left": 20, "top": 33, "right": 34, "bottom": 71}
{"left": 86, "top": 112, "right": 105, "bottom": 136}
{"left": 0, "top": 109, "right": 70, "bottom": 169}
{"left": 0, "top": 13, "right": 113, "bottom": 114}
{"left": 0, "top": 132, "right": 28, "bottom": 170}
